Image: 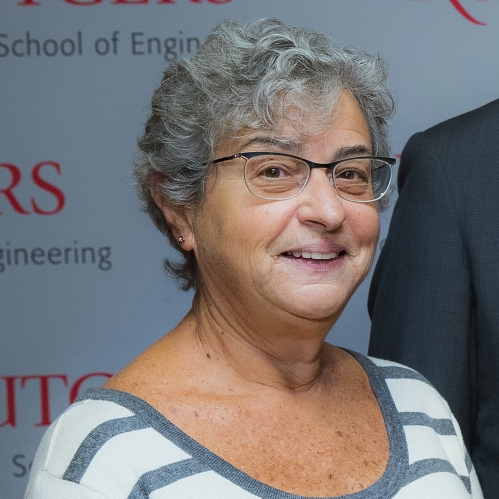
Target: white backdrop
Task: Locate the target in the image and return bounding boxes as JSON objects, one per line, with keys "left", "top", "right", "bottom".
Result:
{"left": 2, "top": 1, "right": 499, "bottom": 496}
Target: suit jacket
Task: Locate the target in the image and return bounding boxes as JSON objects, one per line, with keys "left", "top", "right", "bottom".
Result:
{"left": 368, "top": 98, "right": 499, "bottom": 498}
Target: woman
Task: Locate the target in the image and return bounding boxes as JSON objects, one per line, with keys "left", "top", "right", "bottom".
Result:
{"left": 25, "top": 19, "right": 482, "bottom": 498}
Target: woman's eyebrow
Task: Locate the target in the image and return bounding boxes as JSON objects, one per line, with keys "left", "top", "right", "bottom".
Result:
{"left": 334, "top": 145, "right": 372, "bottom": 159}
{"left": 238, "top": 139, "right": 372, "bottom": 158}
{"left": 239, "top": 136, "right": 302, "bottom": 152}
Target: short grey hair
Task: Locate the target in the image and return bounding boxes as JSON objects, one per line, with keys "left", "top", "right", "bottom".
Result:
{"left": 134, "top": 18, "right": 394, "bottom": 291}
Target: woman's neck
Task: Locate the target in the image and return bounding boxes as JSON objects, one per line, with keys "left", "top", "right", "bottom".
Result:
{"left": 188, "top": 287, "right": 339, "bottom": 392}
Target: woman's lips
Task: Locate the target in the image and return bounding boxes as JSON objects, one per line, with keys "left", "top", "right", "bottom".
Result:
{"left": 284, "top": 250, "right": 341, "bottom": 260}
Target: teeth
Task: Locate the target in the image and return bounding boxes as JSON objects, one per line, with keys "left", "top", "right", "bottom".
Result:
{"left": 286, "top": 251, "right": 339, "bottom": 260}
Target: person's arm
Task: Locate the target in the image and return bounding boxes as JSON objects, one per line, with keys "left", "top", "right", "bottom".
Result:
{"left": 368, "top": 131, "right": 475, "bottom": 448}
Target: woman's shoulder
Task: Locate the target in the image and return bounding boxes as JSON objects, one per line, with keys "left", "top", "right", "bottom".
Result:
{"left": 354, "top": 352, "right": 484, "bottom": 497}
{"left": 348, "top": 350, "right": 458, "bottom": 419}
{"left": 30, "top": 388, "right": 143, "bottom": 467}
{"left": 346, "top": 349, "right": 433, "bottom": 380}
{"left": 25, "top": 388, "right": 190, "bottom": 498}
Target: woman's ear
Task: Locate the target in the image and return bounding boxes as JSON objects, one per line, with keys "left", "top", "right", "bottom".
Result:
{"left": 150, "top": 176, "right": 196, "bottom": 252}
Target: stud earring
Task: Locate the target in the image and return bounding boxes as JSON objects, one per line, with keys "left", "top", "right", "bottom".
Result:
{"left": 177, "top": 235, "right": 185, "bottom": 246}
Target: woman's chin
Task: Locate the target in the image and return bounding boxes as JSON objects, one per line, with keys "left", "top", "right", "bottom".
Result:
{"left": 273, "top": 293, "right": 347, "bottom": 323}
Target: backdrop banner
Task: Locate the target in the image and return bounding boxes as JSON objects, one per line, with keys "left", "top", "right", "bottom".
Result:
{"left": 2, "top": 1, "right": 499, "bottom": 496}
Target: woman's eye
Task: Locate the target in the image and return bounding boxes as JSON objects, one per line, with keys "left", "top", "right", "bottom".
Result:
{"left": 339, "top": 170, "right": 359, "bottom": 179}
{"left": 337, "top": 169, "right": 368, "bottom": 181}
{"left": 263, "top": 167, "right": 285, "bottom": 178}
{"left": 263, "top": 168, "right": 281, "bottom": 178}
{"left": 249, "top": 157, "right": 302, "bottom": 180}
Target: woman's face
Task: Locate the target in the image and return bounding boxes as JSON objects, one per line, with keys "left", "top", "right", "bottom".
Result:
{"left": 186, "top": 92, "right": 380, "bottom": 323}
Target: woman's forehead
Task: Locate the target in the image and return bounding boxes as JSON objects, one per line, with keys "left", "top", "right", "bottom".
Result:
{"left": 218, "top": 115, "right": 369, "bottom": 158}
{"left": 219, "top": 120, "right": 337, "bottom": 155}
{"left": 217, "top": 91, "right": 367, "bottom": 152}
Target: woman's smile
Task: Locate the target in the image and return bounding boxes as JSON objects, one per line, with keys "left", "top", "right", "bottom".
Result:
{"left": 283, "top": 250, "right": 341, "bottom": 260}
{"left": 279, "top": 249, "right": 347, "bottom": 271}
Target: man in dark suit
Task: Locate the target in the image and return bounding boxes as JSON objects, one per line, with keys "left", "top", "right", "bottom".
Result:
{"left": 368, "top": 99, "right": 499, "bottom": 498}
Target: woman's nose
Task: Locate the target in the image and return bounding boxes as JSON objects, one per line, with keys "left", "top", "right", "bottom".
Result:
{"left": 296, "top": 168, "right": 346, "bottom": 230}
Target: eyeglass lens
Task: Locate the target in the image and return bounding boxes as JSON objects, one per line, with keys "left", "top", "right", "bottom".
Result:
{"left": 244, "top": 155, "right": 391, "bottom": 201}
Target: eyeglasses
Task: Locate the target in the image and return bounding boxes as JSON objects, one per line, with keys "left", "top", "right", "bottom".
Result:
{"left": 211, "top": 152, "right": 395, "bottom": 202}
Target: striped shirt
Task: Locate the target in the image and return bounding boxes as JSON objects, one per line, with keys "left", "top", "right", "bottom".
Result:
{"left": 24, "top": 352, "right": 483, "bottom": 498}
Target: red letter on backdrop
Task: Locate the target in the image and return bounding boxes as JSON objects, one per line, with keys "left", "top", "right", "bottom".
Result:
{"left": 0, "top": 163, "right": 30, "bottom": 215}
{"left": 64, "top": 0, "right": 101, "bottom": 5}
{"left": 112, "top": 0, "right": 148, "bottom": 3}
{"left": 0, "top": 376, "right": 19, "bottom": 428}
{"left": 17, "top": 0, "right": 41, "bottom": 5}
{"left": 31, "top": 162, "right": 66, "bottom": 215}
{"left": 70, "top": 372, "right": 113, "bottom": 403}
{"left": 21, "top": 375, "right": 68, "bottom": 427}
{"left": 449, "top": 0, "right": 486, "bottom": 25}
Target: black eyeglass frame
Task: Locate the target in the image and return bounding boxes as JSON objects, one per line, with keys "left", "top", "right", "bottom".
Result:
{"left": 211, "top": 151, "right": 396, "bottom": 202}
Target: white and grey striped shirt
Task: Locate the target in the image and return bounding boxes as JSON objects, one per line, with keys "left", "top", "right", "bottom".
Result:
{"left": 25, "top": 353, "right": 483, "bottom": 498}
